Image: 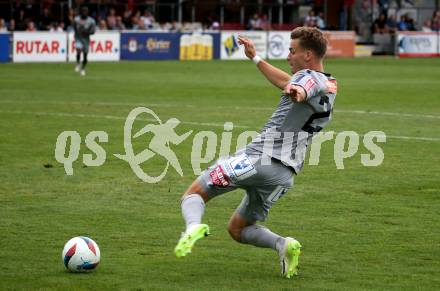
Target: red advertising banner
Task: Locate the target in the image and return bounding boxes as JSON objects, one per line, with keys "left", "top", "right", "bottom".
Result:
{"left": 324, "top": 31, "right": 355, "bottom": 57}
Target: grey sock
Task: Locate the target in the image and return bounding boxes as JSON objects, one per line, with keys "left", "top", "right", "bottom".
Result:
{"left": 181, "top": 194, "right": 205, "bottom": 231}
{"left": 241, "top": 224, "right": 286, "bottom": 253}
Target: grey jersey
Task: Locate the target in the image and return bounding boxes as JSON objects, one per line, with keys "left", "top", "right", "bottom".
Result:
{"left": 246, "top": 69, "right": 337, "bottom": 174}
{"left": 74, "top": 16, "right": 96, "bottom": 40}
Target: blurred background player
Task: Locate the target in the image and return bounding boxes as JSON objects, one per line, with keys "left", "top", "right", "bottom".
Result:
{"left": 74, "top": 7, "right": 95, "bottom": 76}
{"left": 174, "top": 27, "right": 337, "bottom": 279}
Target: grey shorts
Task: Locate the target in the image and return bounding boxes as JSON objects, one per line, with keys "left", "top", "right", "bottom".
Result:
{"left": 198, "top": 151, "right": 294, "bottom": 223}
{"left": 75, "top": 38, "right": 90, "bottom": 53}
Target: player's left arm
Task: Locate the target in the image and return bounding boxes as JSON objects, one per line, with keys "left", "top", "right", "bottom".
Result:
{"left": 89, "top": 19, "right": 96, "bottom": 35}
{"left": 238, "top": 36, "right": 290, "bottom": 90}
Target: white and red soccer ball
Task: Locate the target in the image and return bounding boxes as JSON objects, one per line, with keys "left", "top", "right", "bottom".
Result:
{"left": 62, "top": 236, "right": 100, "bottom": 272}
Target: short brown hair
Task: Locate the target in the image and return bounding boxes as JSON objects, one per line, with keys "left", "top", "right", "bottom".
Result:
{"left": 291, "top": 27, "right": 327, "bottom": 59}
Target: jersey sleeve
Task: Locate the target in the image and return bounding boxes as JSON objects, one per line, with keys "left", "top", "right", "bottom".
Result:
{"left": 308, "top": 77, "right": 337, "bottom": 113}
{"left": 89, "top": 19, "right": 96, "bottom": 35}
{"left": 73, "top": 18, "right": 78, "bottom": 33}
{"left": 290, "top": 70, "right": 326, "bottom": 100}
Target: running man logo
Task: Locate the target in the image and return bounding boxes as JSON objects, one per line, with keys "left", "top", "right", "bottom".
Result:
{"left": 114, "top": 107, "right": 193, "bottom": 183}
{"left": 54, "top": 107, "right": 386, "bottom": 183}
{"left": 223, "top": 35, "right": 239, "bottom": 57}
{"left": 268, "top": 34, "right": 284, "bottom": 58}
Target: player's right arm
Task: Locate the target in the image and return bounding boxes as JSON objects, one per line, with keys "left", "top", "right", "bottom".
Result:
{"left": 89, "top": 19, "right": 96, "bottom": 35}
{"left": 238, "top": 36, "right": 290, "bottom": 90}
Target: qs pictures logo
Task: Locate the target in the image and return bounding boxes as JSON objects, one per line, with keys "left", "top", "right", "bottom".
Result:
{"left": 55, "top": 107, "right": 386, "bottom": 183}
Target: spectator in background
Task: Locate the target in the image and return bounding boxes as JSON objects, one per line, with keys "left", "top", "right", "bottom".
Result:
{"left": 260, "top": 14, "right": 271, "bottom": 31}
{"left": 58, "top": 22, "right": 65, "bottom": 32}
{"left": 39, "top": 7, "right": 52, "bottom": 30}
{"left": 157, "top": 22, "right": 170, "bottom": 32}
{"left": 421, "top": 19, "right": 432, "bottom": 32}
{"left": 170, "top": 21, "right": 181, "bottom": 32}
{"left": 397, "top": 15, "right": 408, "bottom": 31}
{"left": 0, "top": 18, "right": 7, "bottom": 32}
{"left": 405, "top": 15, "right": 416, "bottom": 31}
{"left": 203, "top": 14, "right": 220, "bottom": 31}
{"left": 386, "top": 14, "right": 397, "bottom": 34}
{"left": 8, "top": 19, "right": 15, "bottom": 31}
{"left": 373, "top": 13, "right": 388, "bottom": 34}
{"left": 97, "top": 19, "right": 108, "bottom": 31}
{"left": 26, "top": 21, "right": 36, "bottom": 32}
{"left": 248, "top": 13, "right": 262, "bottom": 30}
{"left": 131, "top": 10, "right": 141, "bottom": 30}
{"left": 304, "top": 10, "right": 317, "bottom": 27}
{"left": 210, "top": 21, "right": 220, "bottom": 30}
{"left": 431, "top": 10, "right": 440, "bottom": 31}
{"left": 316, "top": 11, "right": 326, "bottom": 30}
{"left": 64, "top": 8, "right": 75, "bottom": 32}
{"left": 115, "top": 16, "right": 126, "bottom": 30}
{"left": 122, "top": 8, "right": 132, "bottom": 29}
{"left": 203, "top": 14, "right": 214, "bottom": 31}
{"left": 107, "top": 8, "right": 117, "bottom": 30}
{"left": 49, "top": 21, "right": 64, "bottom": 32}
{"left": 140, "top": 10, "right": 155, "bottom": 30}
{"left": 16, "top": 10, "right": 27, "bottom": 30}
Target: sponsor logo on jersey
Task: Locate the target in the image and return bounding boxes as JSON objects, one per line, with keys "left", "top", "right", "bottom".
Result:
{"left": 326, "top": 80, "right": 337, "bottom": 94}
{"left": 293, "top": 74, "right": 305, "bottom": 83}
{"left": 229, "top": 156, "right": 254, "bottom": 177}
{"left": 304, "top": 78, "right": 316, "bottom": 92}
{"left": 209, "top": 165, "right": 230, "bottom": 187}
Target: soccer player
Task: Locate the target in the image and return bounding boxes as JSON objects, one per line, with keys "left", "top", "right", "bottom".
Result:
{"left": 174, "top": 27, "right": 337, "bottom": 278}
{"left": 73, "top": 7, "right": 96, "bottom": 76}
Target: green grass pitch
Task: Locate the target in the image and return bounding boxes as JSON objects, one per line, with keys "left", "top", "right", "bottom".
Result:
{"left": 0, "top": 58, "right": 439, "bottom": 290}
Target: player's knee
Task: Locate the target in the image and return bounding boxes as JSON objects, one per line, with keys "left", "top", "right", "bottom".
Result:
{"left": 182, "top": 180, "right": 209, "bottom": 203}
{"left": 227, "top": 222, "right": 243, "bottom": 242}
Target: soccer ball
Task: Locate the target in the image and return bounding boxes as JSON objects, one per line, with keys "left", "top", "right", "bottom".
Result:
{"left": 62, "top": 236, "right": 100, "bottom": 272}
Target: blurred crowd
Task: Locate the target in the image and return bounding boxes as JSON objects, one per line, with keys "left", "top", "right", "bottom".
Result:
{"left": 0, "top": 4, "right": 221, "bottom": 33}
{"left": 246, "top": 13, "right": 271, "bottom": 31}
{"left": 372, "top": 10, "right": 440, "bottom": 34}
{"left": 1, "top": 1, "right": 439, "bottom": 35}
{"left": 302, "top": 10, "right": 326, "bottom": 30}
{"left": 422, "top": 10, "right": 440, "bottom": 32}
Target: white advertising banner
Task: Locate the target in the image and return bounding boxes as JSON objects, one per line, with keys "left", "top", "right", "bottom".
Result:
{"left": 267, "top": 31, "right": 291, "bottom": 60}
{"left": 68, "top": 31, "right": 120, "bottom": 62}
{"left": 13, "top": 32, "right": 67, "bottom": 63}
{"left": 221, "top": 31, "right": 267, "bottom": 60}
{"left": 397, "top": 32, "right": 439, "bottom": 57}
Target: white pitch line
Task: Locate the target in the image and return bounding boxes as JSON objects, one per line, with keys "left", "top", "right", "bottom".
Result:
{"left": 0, "top": 99, "right": 439, "bottom": 119}
{"left": 0, "top": 99, "right": 199, "bottom": 109}
{"left": 0, "top": 110, "right": 251, "bottom": 129}
{"left": 335, "top": 109, "right": 440, "bottom": 119}
{"left": 381, "top": 135, "right": 440, "bottom": 142}
{"left": 1, "top": 109, "right": 439, "bottom": 142}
